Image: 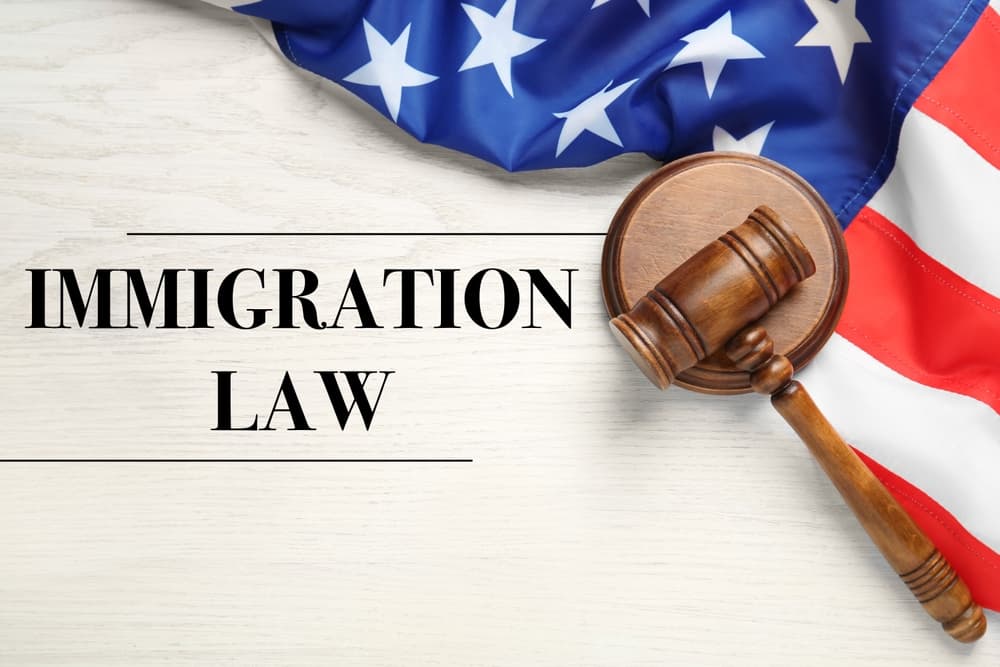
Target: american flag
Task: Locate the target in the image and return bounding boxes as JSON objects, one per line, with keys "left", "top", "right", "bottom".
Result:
{"left": 204, "top": 0, "right": 1000, "bottom": 610}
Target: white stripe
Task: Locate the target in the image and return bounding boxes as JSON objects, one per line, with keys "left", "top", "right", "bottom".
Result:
{"left": 867, "top": 109, "right": 1000, "bottom": 297}
{"left": 991, "top": 0, "right": 999, "bottom": 13}
{"left": 799, "top": 335, "right": 1000, "bottom": 552}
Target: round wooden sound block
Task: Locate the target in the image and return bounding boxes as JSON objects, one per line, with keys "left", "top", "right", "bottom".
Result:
{"left": 602, "top": 152, "right": 849, "bottom": 394}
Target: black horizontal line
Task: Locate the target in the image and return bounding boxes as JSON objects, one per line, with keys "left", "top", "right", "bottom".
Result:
{"left": 0, "top": 459, "right": 473, "bottom": 463}
{"left": 126, "top": 232, "right": 606, "bottom": 237}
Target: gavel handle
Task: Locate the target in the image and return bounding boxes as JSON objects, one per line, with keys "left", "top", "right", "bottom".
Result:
{"left": 727, "top": 325, "right": 987, "bottom": 643}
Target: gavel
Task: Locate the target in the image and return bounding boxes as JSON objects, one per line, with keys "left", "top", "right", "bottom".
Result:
{"left": 610, "top": 205, "right": 987, "bottom": 642}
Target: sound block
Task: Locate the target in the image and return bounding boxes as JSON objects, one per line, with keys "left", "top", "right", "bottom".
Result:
{"left": 601, "top": 152, "right": 849, "bottom": 394}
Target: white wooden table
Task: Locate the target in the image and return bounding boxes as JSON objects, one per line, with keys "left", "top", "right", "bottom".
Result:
{"left": 1, "top": 1, "right": 996, "bottom": 664}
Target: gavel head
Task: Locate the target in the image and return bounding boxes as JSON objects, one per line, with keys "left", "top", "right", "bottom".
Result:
{"left": 610, "top": 206, "right": 816, "bottom": 389}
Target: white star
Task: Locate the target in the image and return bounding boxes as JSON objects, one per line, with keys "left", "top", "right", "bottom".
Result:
{"left": 343, "top": 20, "right": 438, "bottom": 122}
{"left": 459, "top": 0, "right": 545, "bottom": 97}
{"left": 712, "top": 122, "right": 774, "bottom": 155}
{"left": 795, "top": 0, "right": 871, "bottom": 83}
{"left": 591, "top": 0, "right": 650, "bottom": 17}
{"left": 665, "top": 11, "right": 764, "bottom": 98}
{"left": 553, "top": 79, "right": 637, "bottom": 157}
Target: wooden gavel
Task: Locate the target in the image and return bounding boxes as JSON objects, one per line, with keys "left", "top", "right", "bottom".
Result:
{"left": 610, "top": 206, "right": 987, "bottom": 642}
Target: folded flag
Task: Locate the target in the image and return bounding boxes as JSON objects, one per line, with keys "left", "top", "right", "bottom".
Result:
{"left": 203, "top": 0, "right": 1000, "bottom": 610}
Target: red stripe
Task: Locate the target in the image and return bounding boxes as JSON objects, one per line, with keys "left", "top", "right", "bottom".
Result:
{"left": 854, "top": 448, "right": 1000, "bottom": 611}
{"left": 915, "top": 7, "right": 1000, "bottom": 169}
{"left": 837, "top": 208, "right": 1000, "bottom": 412}
{"left": 844, "top": 7, "right": 1000, "bottom": 613}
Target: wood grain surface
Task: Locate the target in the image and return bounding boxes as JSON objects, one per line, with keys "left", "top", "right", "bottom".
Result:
{"left": 1, "top": 1, "right": 997, "bottom": 664}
